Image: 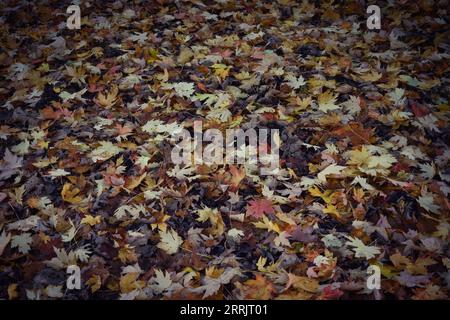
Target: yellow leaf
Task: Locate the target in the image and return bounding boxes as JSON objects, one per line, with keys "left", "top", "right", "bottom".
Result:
{"left": 61, "top": 183, "right": 83, "bottom": 204}
{"left": 196, "top": 207, "right": 224, "bottom": 236}
{"left": 81, "top": 214, "right": 102, "bottom": 226}
{"left": 124, "top": 172, "right": 147, "bottom": 191}
{"left": 86, "top": 275, "right": 102, "bottom": 293}
{"left": 374, "top": 263, "right": 398, "bottom": 279}
{"left": 407, "top": 257, "right": 436, "bottom": 275}
{"left": 275, "top": 212, "right": 296, "bottom": 226}
{"left": 119, "top": 272, "right": 143, "bottom": 293}
{"left": 256, "top": 256, "right": 267, "bottom": 272}
{"left": 212, "top": 63, "right": 231, "bottom": 80}
{"left": 390, "top": 252, "right": 411, "bottom": 270}
{"left": 252, "top": 216, "right": 281, "bottom": 234}
{"left": 317, "top": 90, "right": 339, "bottom": 113}
{"left": 96, "top": 85, "right": 118, "bottom": 108}
{"left": 38, "top": 232, "right": 50, "bottom": 244}
{"left": 358, "top": 71, "right": 382, "bottom": 82}
{"left": 8, "top": 284, "right": 18, "bottom": 300}
{"left": 323, "top": 204, "right": 340, "bottom": 218}
{"left": 89, "top": 141, "right": 123, "bottom": 163}
{"left": 347, "top": 146, "right": 371, "bottom": 167}
{"left": 118, "top": 244, "right": 138, "bottom": 263}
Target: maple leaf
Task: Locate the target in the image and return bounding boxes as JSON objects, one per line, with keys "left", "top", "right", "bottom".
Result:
{"left": 157, "top": 228, "right": 183, "bottom": 255}
{"left": 9, "top": 185, "right": 25, "bottom": 206}
{"left": 65, "top": 65, "right": 86, "bottom": 86}
{"left": 61, "top": 219, "right": 77, "bottom": 242}
{"left": 119, "top": 272, "right": 143, "bottom": 294}
{"left": 252, "top": 216, "right": 280, "bottom": 234}
{"left": 407, "top": 257, "right": 436, "bottom": 275}
{"left": 212, "top": 63, "right": 231, "bottom": 80}
{"left": 274, "top": 231, "right": 291, "bottom": 247}
{"left": 192, "top": 268, "right": 241, "bottom": 298}
{"left": 395, "top": 271, "right": 430, "bottom": 288}
{"left": 11, "top": 139, "right": 30, "bottom": 156}
{"left": 74, "top": 245, "right": 92, "bottom": 263}
{"left": 61, "top": 183, "right": 83, "bottom": 204}
{"left": 7, "top": 215, "right": 39, "bottom": 232}
{"left": 129, "top": 32, "right": 148, "bottom": 44}
{"left": 206, "top": 106, "right": 232, "bottom": 122}
{"left": 47, "top": 168, "right": 70, "bottom": 179}
{"left": 196, "top": 207, "right": 225, "bottom": 236}
{"left": 141, "top": 119, "right": 165, "bottom": 133}
{"left": 341, "top": 95, "right": 361, "bottom": 115}
{"left": 45, "top": 247, "right": 77, "bottom": 270}
{"left": 317, "top": 164, "right": 346, "bottom": 183}
{"left": 358, "top": 70, "right": 382, "bottom": 82}
{"left": 167, "top": 165, "right": 200, "bottom": 181}
{"left": 115, "top": 123, "right": 133, "bottom": 137}
{"left": 86, "top": 275, "right": 102, "bottom": 293}
{"left": 95, "top": 85, "right": 119, "bottom": 108}
{"left": 118, "top": 244, "right": 138, "bottom": 263}
{"left": 0, "top": 148, "right": 23, "bottom": 180}
{"left": 283, "top": 273, "right": 319, "bottom": 294}
{"left": 345, "top": 236, "right": 381, "bottom": 260}
{"left": 2, "top": 0, "right": 449, "bottom": 301}
{"left": 161, "top": 82, "right": 194, "bottom": 98}
{"left": 418, "top": 191, "right": 440, "bottom": 214}
{"left": 11, "top": 233, "right": 33, "bottom": 254}
{"left": 89, "top": 141, "right": 123, "bottom": 162}
{"left": 333, "top": 123, "right": 374, "bottom": 145}
{"left": 0, "top": 230, "right": 12, "bottom": 256}
{"left": 390, "top": 252, "right": 412, "bottom": 270}
{"left": 239, "top": 275, "right": 274, "bottom": 300}
{"left": 351, "top": 176, "right": 375, "bottom": 191}
{"left": 114, "top": 204, "right": 146, "bottom": 220}
{"left": 346, "top": 146, "right": 371, "bottom": 166}
{"left": 228, "top": 165, "right": 245, "bottom": 190}
{"left": 284, "top": 74, "right": 306, "bottom": 90}
{"left": 8, "top": 63, "right": 29, "bottom": 80}
{"left": 413, "top": 114, "right": 440, "bottom": 133}
{"left": 367, "top": 154, "right": 397, "bottom": 169}
{"left": 388, "top": 88, "right": 406, "bottom": 106}
{"left": 321, "top": 234, "right": 343, "bottom": 248}
{"left": 149, "top": 269, "right": 173, "bottom": 294}
{"left": 246, "top": 198, "right": 274, "bottom": 219}
{"left": 418, "top": 163, "right": 436, "bottom": 180}
{"left": 317, "top": 90, "right": 339, "bottom": 113}
{"left": 80, "top": 215, "right": 102, "bottom": 226}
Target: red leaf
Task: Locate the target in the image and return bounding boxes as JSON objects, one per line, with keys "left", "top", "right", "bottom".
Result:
{"left": 320, "top": 284, "right": 344, "bottom": 300}
{"left": 410, "top": 102, "right": 429, "bottom": 117}
{"left": 246, "top": 198, "right": 274, "bottom": 219}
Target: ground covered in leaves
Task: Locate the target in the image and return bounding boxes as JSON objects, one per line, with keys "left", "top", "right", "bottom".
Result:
{"left": 0, "top": 0, "right": 449, "bottom": 300}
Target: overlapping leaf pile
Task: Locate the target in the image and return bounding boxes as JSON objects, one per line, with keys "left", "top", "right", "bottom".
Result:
{"left": 0, "top": 0, "right": 449, "bottom": 300}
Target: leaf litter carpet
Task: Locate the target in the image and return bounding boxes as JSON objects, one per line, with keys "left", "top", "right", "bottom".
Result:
{"left": 0, "top": 0, "right": 449, "bottom": 300}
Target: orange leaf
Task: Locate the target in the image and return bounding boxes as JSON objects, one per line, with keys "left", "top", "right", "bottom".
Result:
{"left": 229, "top": 165, "right": 245, "bottom": 191}
{"left": 241, "top": 275, "right": 274, "bottom": 300}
